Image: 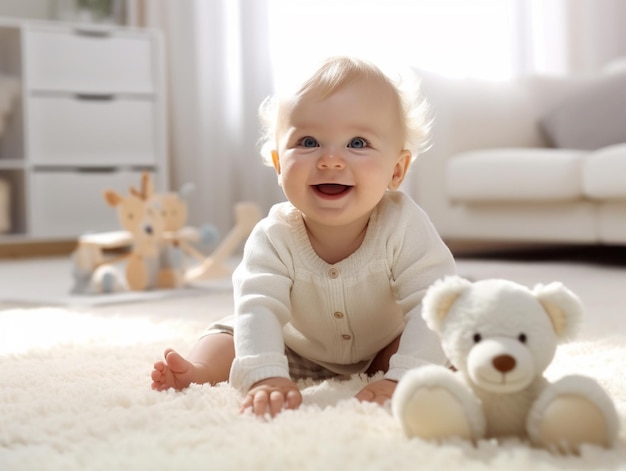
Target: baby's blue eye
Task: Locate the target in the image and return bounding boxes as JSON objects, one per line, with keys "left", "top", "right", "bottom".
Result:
{"left": 299, "top": 136, "right": 319, "bottom": 148}
{"left": 347, "top": 137, "right": 368, "bottom": 149}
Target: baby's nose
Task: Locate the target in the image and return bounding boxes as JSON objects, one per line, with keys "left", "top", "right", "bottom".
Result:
{"left": 318, "top": 150, "right": 345, "bottom": 169}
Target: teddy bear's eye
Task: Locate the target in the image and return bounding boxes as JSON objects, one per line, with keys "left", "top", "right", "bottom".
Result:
{"left": 518, "top": 333, "right": 527, "bottom": 344}
{"left": 473, "top": 333, "right": 482, "bottom": 343}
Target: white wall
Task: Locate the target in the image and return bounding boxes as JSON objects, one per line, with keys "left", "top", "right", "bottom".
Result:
{"left": 566, "top": 0, "right": 626, "bottom": 73}
{"left": 0, "top": 0, "right": 53, "bottom": 20}
{"left": 0, "top": 0, "right": 132, "bottom": 25}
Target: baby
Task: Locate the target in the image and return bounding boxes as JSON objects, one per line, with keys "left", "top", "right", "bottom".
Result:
{"left": 151, "top": 56, "right": 456, "bottom": 418}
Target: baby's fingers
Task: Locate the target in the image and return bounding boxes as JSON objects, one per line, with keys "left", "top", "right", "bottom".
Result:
{"left": 269, "top": 390, "right": 285, "bottom": 417}
{"left": 252, "top": 390, "right": 272, "bottom": 418}
{"left": 354, "top": 388, "right": 375, "bottom": 402}
{"left": 241, "top": 390, "right": 280, "bottom": 418}
{"left": 240, "top": 379, "right": 302, "bottom": 419}
{"left": 240, "top": 391, "right": 263, "bottom": 416}
{"left": 285, "top": 389, "right": 302, "bottom": 410}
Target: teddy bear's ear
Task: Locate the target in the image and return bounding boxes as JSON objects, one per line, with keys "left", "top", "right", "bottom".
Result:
{"left": 422, "top": 276, "right": 472, "bottom": 333}
{"left": 532, "top": 282, "right": 583, "bottom": 341}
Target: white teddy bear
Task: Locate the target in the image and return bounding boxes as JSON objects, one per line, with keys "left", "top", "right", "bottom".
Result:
{"left": 392, "top": 276, "right": 619, "bottom": 453}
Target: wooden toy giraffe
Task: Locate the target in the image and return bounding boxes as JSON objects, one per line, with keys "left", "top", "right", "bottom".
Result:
{"left": 71, "top": 172, "right": 262, "bottom": 293}
{"left": 104, "top": 172, "right": 165, "bottom": 291}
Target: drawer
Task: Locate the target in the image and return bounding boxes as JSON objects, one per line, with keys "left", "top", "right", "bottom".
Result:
{"left": 28, "top": 95, "right": 157, "bottom": 166}
{"left": 29, "top": 169, "right": 157, "bottom": 238}
{"left": 24, "top": 29, "right": 155, "bottom": 94}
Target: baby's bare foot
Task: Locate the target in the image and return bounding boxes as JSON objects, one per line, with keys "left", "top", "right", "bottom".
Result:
{"left": 151, "top": 348, "right": 196, "bottom": 391}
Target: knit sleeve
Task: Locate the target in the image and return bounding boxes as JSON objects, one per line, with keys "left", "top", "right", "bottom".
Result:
{"left": 229, "top": 353, "right": 290, "bottom": 393}
{"left": 383, "top": 193, "right": 456, "bottom": 381}
{"left": 229, "top": 210, "right": 295, "bottom": 392}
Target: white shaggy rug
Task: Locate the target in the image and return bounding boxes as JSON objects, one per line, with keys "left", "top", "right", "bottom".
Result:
{"left": 1, "top": 257, "right": 625, "bottom": 471}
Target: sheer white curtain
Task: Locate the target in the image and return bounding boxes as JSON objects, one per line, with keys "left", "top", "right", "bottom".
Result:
{"left": 144, "top": 0, "right": 283, "bottom": 234}
{"left": 142, "top": 0, "right": 626, "bottom": 232}
{"left": 267, "top": 0, "right": 626, "bottom": 82}
{"left": 268, "top": 0, "right": 523, "bottom": 82}
{"left": 520, "top": 0, "right": 626, "bottom": 76}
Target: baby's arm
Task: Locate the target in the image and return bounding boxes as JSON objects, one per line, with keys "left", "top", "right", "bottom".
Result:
{"left": 241, "top": 376, "right": 302, "bottom": 418}
{"left": 231, "top": 220, "right": 297, "bottom": 415}
{"left": 386, "top": 198, "right": 457, "bottom": 379}
{"left": 387, "top": 308, "right": 448, "bottom": 378}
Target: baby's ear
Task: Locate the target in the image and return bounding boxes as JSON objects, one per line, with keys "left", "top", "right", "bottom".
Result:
{"left": 271, "top": 150, "right": 281, "bottom": 174}
{"left": 388, "top": 150, "right": 412, "bottom": 190}
{"left": 422, "top": 276, "right": 472, "bottom": 333}
{"left": 533, "top": 282, "right": 583, "bottom": 341}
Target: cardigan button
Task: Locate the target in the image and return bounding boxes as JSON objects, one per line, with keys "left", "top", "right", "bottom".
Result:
{"left": 327, "top": 267, "right": 339, "bottom": 279}
{"left": 333, "top": 312, "right": 344, "bottom": 319}
{"left": 342, "top": 334, "right": 352, "bottom": 340}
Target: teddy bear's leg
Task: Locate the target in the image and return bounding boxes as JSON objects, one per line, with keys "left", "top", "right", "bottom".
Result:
{"left": 527, "top": 375, "right": 619, "bottom": 453}
{"left": 392, "top": 365, "right": 486, "bottom": 442}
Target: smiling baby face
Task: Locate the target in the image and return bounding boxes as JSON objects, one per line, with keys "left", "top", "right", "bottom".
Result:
{"left": 271, "top": 72, "right": 411, "bottom": 229}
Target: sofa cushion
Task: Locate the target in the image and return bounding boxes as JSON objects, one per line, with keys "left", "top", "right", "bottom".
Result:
{"left": 446, "top": 148, "right": 586, "bottom": 202}
{"left": 539, "top": 72, "right": 626, "bottom": 150}
{"left": 583, "top": 143, "right": 626, "bottom": 199}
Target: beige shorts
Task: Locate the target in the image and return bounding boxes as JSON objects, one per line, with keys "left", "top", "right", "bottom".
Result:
{"left": 204, "top": 318, "right": 340, "bottom": 381}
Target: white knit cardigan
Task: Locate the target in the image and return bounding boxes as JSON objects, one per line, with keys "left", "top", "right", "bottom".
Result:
{"left": 230, "top": 191, "right": 456, "bottom": 392}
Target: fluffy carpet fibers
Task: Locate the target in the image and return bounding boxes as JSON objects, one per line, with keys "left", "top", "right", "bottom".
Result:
{"left": 1, "top": 258, "right": 625, "bottom": 471}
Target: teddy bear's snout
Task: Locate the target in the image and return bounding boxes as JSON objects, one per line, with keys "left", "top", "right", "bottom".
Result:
{"left": 492, "top": 354, "right": 516, "bottom": 373}
{"left": 467, "top": 338, "right": 535, "bottom": 393}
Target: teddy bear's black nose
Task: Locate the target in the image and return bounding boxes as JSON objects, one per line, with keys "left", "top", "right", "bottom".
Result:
{"left": 492, "top": 354, "right": 516, "bottom": 373}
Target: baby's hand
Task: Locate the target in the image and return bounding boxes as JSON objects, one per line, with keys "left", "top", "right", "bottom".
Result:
{"left": 355, "top": 379, "right": 397, "bottom": 405}
{"left": 241, "top": 377, "right": 302, "bottom": 418}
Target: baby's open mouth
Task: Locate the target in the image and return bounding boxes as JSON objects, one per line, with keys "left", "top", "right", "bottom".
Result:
{"left": 314, "top": 184, "right": 353, "bottom": 196}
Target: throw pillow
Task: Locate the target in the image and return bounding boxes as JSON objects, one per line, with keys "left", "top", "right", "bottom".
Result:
{"left": 539, "top": 72, "right": 626, "bottom": 150}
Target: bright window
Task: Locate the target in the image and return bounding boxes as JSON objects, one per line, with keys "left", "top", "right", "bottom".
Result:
{"left": 268, "top": 0, "right": 522, "bottom": 89}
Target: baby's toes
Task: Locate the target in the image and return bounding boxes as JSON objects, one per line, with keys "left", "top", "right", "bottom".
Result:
{"left": 151, "top": 363, "right": 173, "bottom": 390}
{"left": 151, "top": 368, "right": 163, "bottom": 382}
{"left": 151, "top": 375, "right": 169, "bottom": 391}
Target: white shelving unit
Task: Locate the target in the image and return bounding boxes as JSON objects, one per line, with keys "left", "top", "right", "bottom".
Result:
{"left": 0, "top": 19, "right": 168, "bottom": 241}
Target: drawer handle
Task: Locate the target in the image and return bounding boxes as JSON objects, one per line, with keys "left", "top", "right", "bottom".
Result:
{"left": 75, "top": 167, "right": 117, "bottom": 173}
{"left": 73, "top": 26, "right": 112, "bottom": 38}
{"left": 75, "top": 93, "right": 115, "bottom": 101}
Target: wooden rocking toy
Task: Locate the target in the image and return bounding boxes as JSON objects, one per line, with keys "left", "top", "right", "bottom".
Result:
{"left": 71, "top": 172, "right": 262, "bottom": 293}
{"left": 185, "top": 202, "right": 262, "bottom": 282}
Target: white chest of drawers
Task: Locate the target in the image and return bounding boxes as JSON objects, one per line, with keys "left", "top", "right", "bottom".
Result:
{"left": 0, "top": 20, "right": 168, "bottom": 240}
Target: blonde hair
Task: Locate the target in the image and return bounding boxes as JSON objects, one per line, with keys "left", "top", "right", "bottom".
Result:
{"left": 258, "top": 56, "right": 431, "bottom": 166}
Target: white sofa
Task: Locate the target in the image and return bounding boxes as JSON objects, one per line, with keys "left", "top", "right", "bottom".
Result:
{"left": 405, "top": 62, "right": 626, "bottom": 248}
